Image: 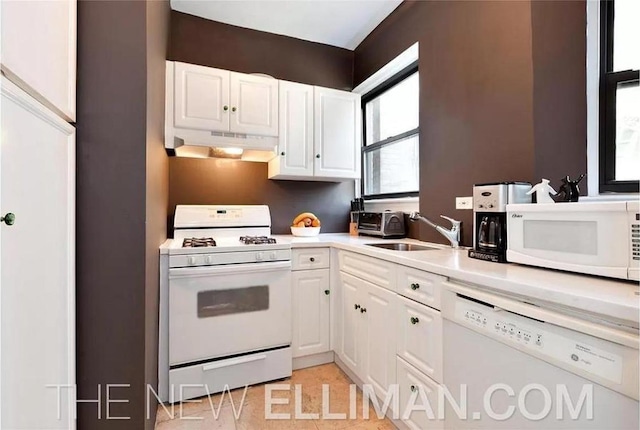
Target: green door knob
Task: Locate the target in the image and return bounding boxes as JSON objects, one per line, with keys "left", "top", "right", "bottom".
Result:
{"left": 410, "top": 317, "right": 419, "bottom": 325}
{"left": 1, "top": 213, "right": 15, "bottom": 226}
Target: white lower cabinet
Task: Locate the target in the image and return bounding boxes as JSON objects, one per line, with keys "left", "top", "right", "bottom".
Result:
{"left": 339, "top": 271, "right": 397, "bottom": 400}
{"left": 396, "top": 295, "right": 443, "bottom": 383}
{"left": 291, "top": 268, "right": 330, "bottom": 357}
{"left": 397, "top": 357, "right": 444, "bottom": 430}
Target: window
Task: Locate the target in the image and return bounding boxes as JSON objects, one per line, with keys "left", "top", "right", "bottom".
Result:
{"left": 599, "top": 0, "right": 639, "bottom": 193}
{"left": 362, "top": 63, "right": 419, "bottom": 199}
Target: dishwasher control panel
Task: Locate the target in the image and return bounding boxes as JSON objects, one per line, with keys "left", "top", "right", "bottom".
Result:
{"left": 454, "top": 297, "right": 624, "bottom": 385}
{"left": 461, "top": 308, "right": 544, "bottom": 348}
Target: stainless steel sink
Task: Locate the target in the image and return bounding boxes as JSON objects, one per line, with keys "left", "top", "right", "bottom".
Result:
{"left": 365, "top": 242, "right": 441, "bottom": 251}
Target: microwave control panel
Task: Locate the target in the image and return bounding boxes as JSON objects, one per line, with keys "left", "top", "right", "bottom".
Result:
{"left": 630, "top": 213, "right": 639, "bottom": 261}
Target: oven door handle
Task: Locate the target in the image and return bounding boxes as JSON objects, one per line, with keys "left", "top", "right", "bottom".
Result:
{"left": 201, "top": 353, "right": 267, "bottom": 372}
{"left": 169, "top": 261, "right": 291, "bottom": 278}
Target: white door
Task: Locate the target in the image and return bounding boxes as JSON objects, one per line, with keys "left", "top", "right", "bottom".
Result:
{"left": 229, "top": 72, "right": 278, "bottom": 136}
{"left": 0, "top": 0, "right": 76, "bottom": 121}
{"left": 313, "top": 87, "right": 361, "bottom": 179}
{"left": 174, "top": 62, "right": 230, "bottom": 132}
{"left": 1, "top": 77, "right": 75, "bottom": 429}
{"left": 339, "top": 272, "right": 361, "bottom": 374}
{"left": 291, "top": 269, "right": 330, "bottom": 358}
{"left": 396, "top": 296, "right": 443, "bottom": 383}
{"left": 274, "top": 81, "right": 314, "bottom": 177}
{"left": 360, "top": 281, "right": 396, "bottom": 400}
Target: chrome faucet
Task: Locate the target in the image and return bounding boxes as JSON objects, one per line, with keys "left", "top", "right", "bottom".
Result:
{"left": 409, "top": 212, "right": 461, "bottom": 248}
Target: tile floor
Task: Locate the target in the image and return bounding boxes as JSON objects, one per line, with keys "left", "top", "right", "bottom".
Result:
{"left": 155, "top": 363, "right": 396, "bottom": 430}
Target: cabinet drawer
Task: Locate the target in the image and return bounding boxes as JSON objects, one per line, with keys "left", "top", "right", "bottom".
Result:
{"left": 397, "top": 265, "right": 445, "bottom": 310}
{"left": 292, "top": 248, "right": 330, "bottom": 271}
{"left": 397, "top": 357, "right": 443, "bottom": 430}
{"left": 339, "top": 251, "right": 396, "bottom": 291}
{"left": 396, "top": 295, "right": 443, "bottom": 383}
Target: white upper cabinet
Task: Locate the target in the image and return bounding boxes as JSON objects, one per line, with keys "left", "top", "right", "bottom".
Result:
{"left": 230, "top": 72, "right": 279, "bottom": 136}
{"left": 269, "top": 81, "right": 315, "bottom": 177}
{"left": 269, "top": 84, "right": 361, "bottom": 181}
{"left": 174, "top": 62, "right": 230, "bottom": 131}
{"left": 314, "top": 87, "right": 361, "bottom": 179}
{"left": 0, "top": 0, "right": 76, "bottom": 121}
{"left": 171, "top": 61, "right": 278, "bottom": 136}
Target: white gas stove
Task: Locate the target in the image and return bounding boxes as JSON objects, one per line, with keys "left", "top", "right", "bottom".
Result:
{"left": 159, "top": 205, "right": 292, "bottom": 403}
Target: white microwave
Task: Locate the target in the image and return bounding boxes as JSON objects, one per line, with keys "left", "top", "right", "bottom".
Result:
{"left": 506, "top": 200, "right": 639, "bottom": 281}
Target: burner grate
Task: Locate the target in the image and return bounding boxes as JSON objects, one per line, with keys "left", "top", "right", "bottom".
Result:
{"left": 182, "top": 237, "right": 217, "bottom": 247}
{"left": 239, "top": 236, "right": 277, "bottom": 245}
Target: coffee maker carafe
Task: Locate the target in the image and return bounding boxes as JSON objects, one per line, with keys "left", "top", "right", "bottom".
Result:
{"left": 468, "top": 182, "right": 531, "bottom": 263}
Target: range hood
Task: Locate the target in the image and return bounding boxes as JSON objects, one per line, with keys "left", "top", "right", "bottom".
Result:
{"left": 167, "top": 130, "right": 278, "bottom": 162}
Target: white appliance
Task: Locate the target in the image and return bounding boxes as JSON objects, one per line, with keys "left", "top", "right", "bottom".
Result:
{"left": 442, "top": 282, "right": 639, "bottom": 429}
{"left": 506, "top": 200, "right": 639, "bottom": 281}
{"left": 159, "top": 205, "right": 292, "bottom": 403}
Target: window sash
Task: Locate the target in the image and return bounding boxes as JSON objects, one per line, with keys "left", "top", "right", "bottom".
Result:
{"left": 599, "top": 0, "right": 640, "bottom": 193}
{"left": 362, "top": 63, "right": 419, "bottom": 199}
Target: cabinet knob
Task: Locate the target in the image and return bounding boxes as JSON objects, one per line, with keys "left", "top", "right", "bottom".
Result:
{"left": 410, "top": 316, "right": 420, "bottom": 325}
{"left": 354, "top": 304, "right": 360, "bottom": 310}
{"left": 281, "top": 151, "right": 286, "bottom": 156}
{"left": 316, "top": 154, "right": 321, "bottom": 159}
{"left": 410, "top": 283, "right": 420, "bottom": 290}
{"left": 1, "top": 213, "right": 15, "bottom": 226}
{"left": 410, "top": 385, "right": 417, "bottom": 393}
{"left": 360, "top": 307, "right": 367, "bottom": 313}
{"left": 324, "top": 290, "right": 330, "bottom": 295}
{"left": 310, "top": 257, "right": 315, "bottom": 262}
{"left": 231, "top": 107, "right": 237, "bottom": 112}
{"left": 223, "top": 105, "right": 229, "bottom": 111}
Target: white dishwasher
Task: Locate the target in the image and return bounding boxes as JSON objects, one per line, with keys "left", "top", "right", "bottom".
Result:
{"left": 441, "top": 281, "right": 639, "bottom": 429}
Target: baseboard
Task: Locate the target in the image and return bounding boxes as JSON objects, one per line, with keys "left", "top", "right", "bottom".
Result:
{"left": 292, "top": 351, "right": 335, "bottom": 370}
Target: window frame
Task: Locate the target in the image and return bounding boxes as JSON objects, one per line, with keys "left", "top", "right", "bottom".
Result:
{"left": 361, "top": 61, "right": 420, "bottom": 200}
{"left": 598, "top": 0, "right": 640, "bottom": 193}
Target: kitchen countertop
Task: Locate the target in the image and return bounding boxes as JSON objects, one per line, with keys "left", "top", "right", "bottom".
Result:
{"left": 273, "top": 233, "right": 640, "bottom": 326}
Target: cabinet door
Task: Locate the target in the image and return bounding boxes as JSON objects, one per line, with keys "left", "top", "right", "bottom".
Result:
{"left": 1, "top": 0, "right": 76, "bottom": 121}
{"left": 174, "top": 62, "right": 230, "bottom": 131}
{"left": 291, "top": 269, "right": 330, "bottom": 358}
{"left": 339, "top": 272, "right": 362, "bottom": 374}
{"left": 313, "top": 87, "right": 361, "bottom": 179}
{"left": 273, "top": 81, "right": 314, "bottom": 176}
{"left": 397, "top": 357, "right": 443, "bottom": 430}
{"left": 397, "top": 296, "right": 443, "bottom": 383}
{"left": 360, "top": 281, "right": 397, "bottom": 400}
{"left": 230, "top": 72, "right": 278, "bottom": 136}
{"left": 1, "top": 78, "right": 75, "bottom": 429}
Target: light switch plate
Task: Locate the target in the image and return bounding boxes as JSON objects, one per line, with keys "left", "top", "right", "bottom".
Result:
{"left": 456, "top": 196, "right": 473, "bottom": 210}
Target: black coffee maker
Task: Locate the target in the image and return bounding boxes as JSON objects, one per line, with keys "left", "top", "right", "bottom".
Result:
{"left": 468, "top": 182, "right": 531, "bottom": 263}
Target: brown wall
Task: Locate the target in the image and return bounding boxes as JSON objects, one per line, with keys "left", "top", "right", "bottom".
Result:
{"left": 531, "top": 1, "right": 587, "bottom": 188}
{"left": 169, "top": 159, "right": 354, "bottom": 233}
{"left": 145, "top": 1, "right": 171, "bottom": 429}
{"left": 355, "top": 1, "right": 536, "bottom": 245}
{"left": 354, "top": 0, "right": 586, "bottom": 245}
{"left": 77, "top": 1, "right": 169, "bottom": 429}
{"left": 168, "top": 11, "right": 356, "bottom": 229}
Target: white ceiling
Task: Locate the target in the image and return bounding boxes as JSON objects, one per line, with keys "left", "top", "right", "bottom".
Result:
{"left": 170, "top": 0, "right": 403, "bottom": 50}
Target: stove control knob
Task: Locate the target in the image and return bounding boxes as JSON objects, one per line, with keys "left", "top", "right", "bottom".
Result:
{"left": 270, "top": 252, "right": 277, "bottom": 260}
{"left": 205, "top": 256, "right": 213, "bottom": 265}
{"left": 187, "top": 256, "right": 196, "bottom": 266}
{"left": 256, "top": 252, "right": 263, "bottom": 261}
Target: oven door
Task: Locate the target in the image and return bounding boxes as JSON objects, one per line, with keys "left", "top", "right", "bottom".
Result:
{"left": 169, "top": 261, "right": 291, "bottom": 366}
